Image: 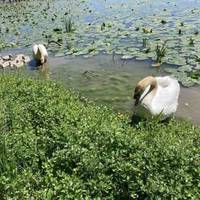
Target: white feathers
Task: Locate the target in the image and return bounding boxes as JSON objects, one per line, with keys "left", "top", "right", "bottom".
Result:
{"left": 134, "top": 76, "right": 180, "bottom": 119}
{"left": 139, "top": 84, "right": 151, "bottom": 102}
{"left": 32, "top": 44, "right": 48, "bottom": 64}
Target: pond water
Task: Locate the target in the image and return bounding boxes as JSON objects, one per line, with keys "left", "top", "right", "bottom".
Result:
{"left": 0, "top": 0, "right": 200, "bottom": 124}
{"left": 8, "top": 53, "right": 198, "bottom": 125}
{"left": 0, "top": 0, "right": 200, "bottom": 86}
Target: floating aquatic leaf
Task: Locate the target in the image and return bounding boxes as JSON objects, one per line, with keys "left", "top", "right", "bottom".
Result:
{"left": 55, "top": 52, "right": 65, "bottom": 57}
{"left": 177, "top": 65, "right": 193, "bottom": 72}
{"left": 121, "top": 55, "right": 134, "bottom": 60}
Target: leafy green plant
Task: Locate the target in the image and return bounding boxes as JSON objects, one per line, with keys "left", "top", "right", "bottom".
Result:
{"left": 0, "top": 75, "right": 199, "bottom": 199}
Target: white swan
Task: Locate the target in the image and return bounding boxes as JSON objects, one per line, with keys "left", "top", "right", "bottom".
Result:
{"left": 133, "top": 76, "right": 180, "bottom": 119}
{"left": 32, "top": 44, "right": 48, "bottom": 65}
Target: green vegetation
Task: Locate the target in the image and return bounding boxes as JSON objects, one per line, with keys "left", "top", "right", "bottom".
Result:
{"left": 189, "top": 38, "right": 195, "bottom": 46}
{"left": 0, "top": 75, "right": 199, "bottom": 199}
{"left": 101, "top": 22, "right": 106, "bottom": 31}
{"left": 194, "top": 55, "right": 200, "bottom": 63}
{"left": 142, "top": 38, "right": 147, "bottom": 47}
{"left": 155, "top": 42, "right": 167, "bottom": 64}
{"left": 64, "top": 17, "right": 74, "bottom": 33}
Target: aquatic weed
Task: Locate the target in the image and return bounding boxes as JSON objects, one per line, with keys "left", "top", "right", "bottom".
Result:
{"left": 101, "top": 22, "right": 106, "bottom": 31}
{"left": 194, "top": 55, "right": 200, "bottom": 63}
{"left": 189, "top": 38, "right": 194, "bottom": 46}
{"left": 64, "top": 17, "right": 74, "bottom": 33}
{"left": 155, "top": 42, "right": 167, "bottom": 64}
{"left": 142, "top": 28, "right": 152, "bottom": 33}
{"left": 142, "top": 38, "right": 148, "bottom": 47}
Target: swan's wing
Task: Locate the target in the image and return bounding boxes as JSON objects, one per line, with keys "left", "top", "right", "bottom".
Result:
{"left": 32, "top": 44, "right": 39, "bottom": 58}
{"left": 38, "top": 44, "right": 48, "bottom": 57}
{"left": 152, "top": 77, "right": 180, "bottom": 116}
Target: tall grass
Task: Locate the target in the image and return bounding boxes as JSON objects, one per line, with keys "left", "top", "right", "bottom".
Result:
{"left": 64, "top": 17, "right": 74, "bottom": 33}
{"left": 155, "top": 42, "right": 167, "bottom": 64}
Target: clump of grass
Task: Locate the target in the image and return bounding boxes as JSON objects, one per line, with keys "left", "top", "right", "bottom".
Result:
{"left": 64, "top": 17, "right": 74, "bottom": 33}
{"left": 142, "top": 38, "right": 148, "bottom": 47}
{"left": 101, "top": 22, "right": 106, "bottom": 31}
{"left": 155, "top": 42, "right": 167, "bottom": 64}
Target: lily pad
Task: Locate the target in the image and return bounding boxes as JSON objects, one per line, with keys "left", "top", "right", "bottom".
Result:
{"left": 121, "top": 55, "right": 134, "bottom": 60}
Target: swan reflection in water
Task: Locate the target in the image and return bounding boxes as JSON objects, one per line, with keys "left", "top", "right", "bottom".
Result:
{"left": 28, "top": 59, "right": 50, "bottom": 80}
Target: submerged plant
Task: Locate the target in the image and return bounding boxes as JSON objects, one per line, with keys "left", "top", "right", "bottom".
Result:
{"left": 155, "top": 42, "right": 167, "bottom": 64}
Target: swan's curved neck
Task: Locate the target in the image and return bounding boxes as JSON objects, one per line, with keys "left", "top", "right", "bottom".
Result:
{"left": 141, "top": 78, "right": 157, "bottom": 104}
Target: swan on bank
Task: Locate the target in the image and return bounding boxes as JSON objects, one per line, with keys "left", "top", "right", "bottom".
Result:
{"left": 133, "top": 76, "right": 180, "bottom": 119}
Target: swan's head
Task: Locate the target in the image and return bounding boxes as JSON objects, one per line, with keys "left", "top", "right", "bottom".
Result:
{"left": 134, "top": 76, "right": 157, "bottom": 106}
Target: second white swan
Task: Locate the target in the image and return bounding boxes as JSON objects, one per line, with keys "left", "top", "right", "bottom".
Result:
{"left": 32, "top": 44, "right": 48, "bottom": 65}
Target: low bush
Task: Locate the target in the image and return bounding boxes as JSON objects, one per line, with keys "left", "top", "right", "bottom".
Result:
{"left": 0, "top": 75, "right": 199, "bottom": 199}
